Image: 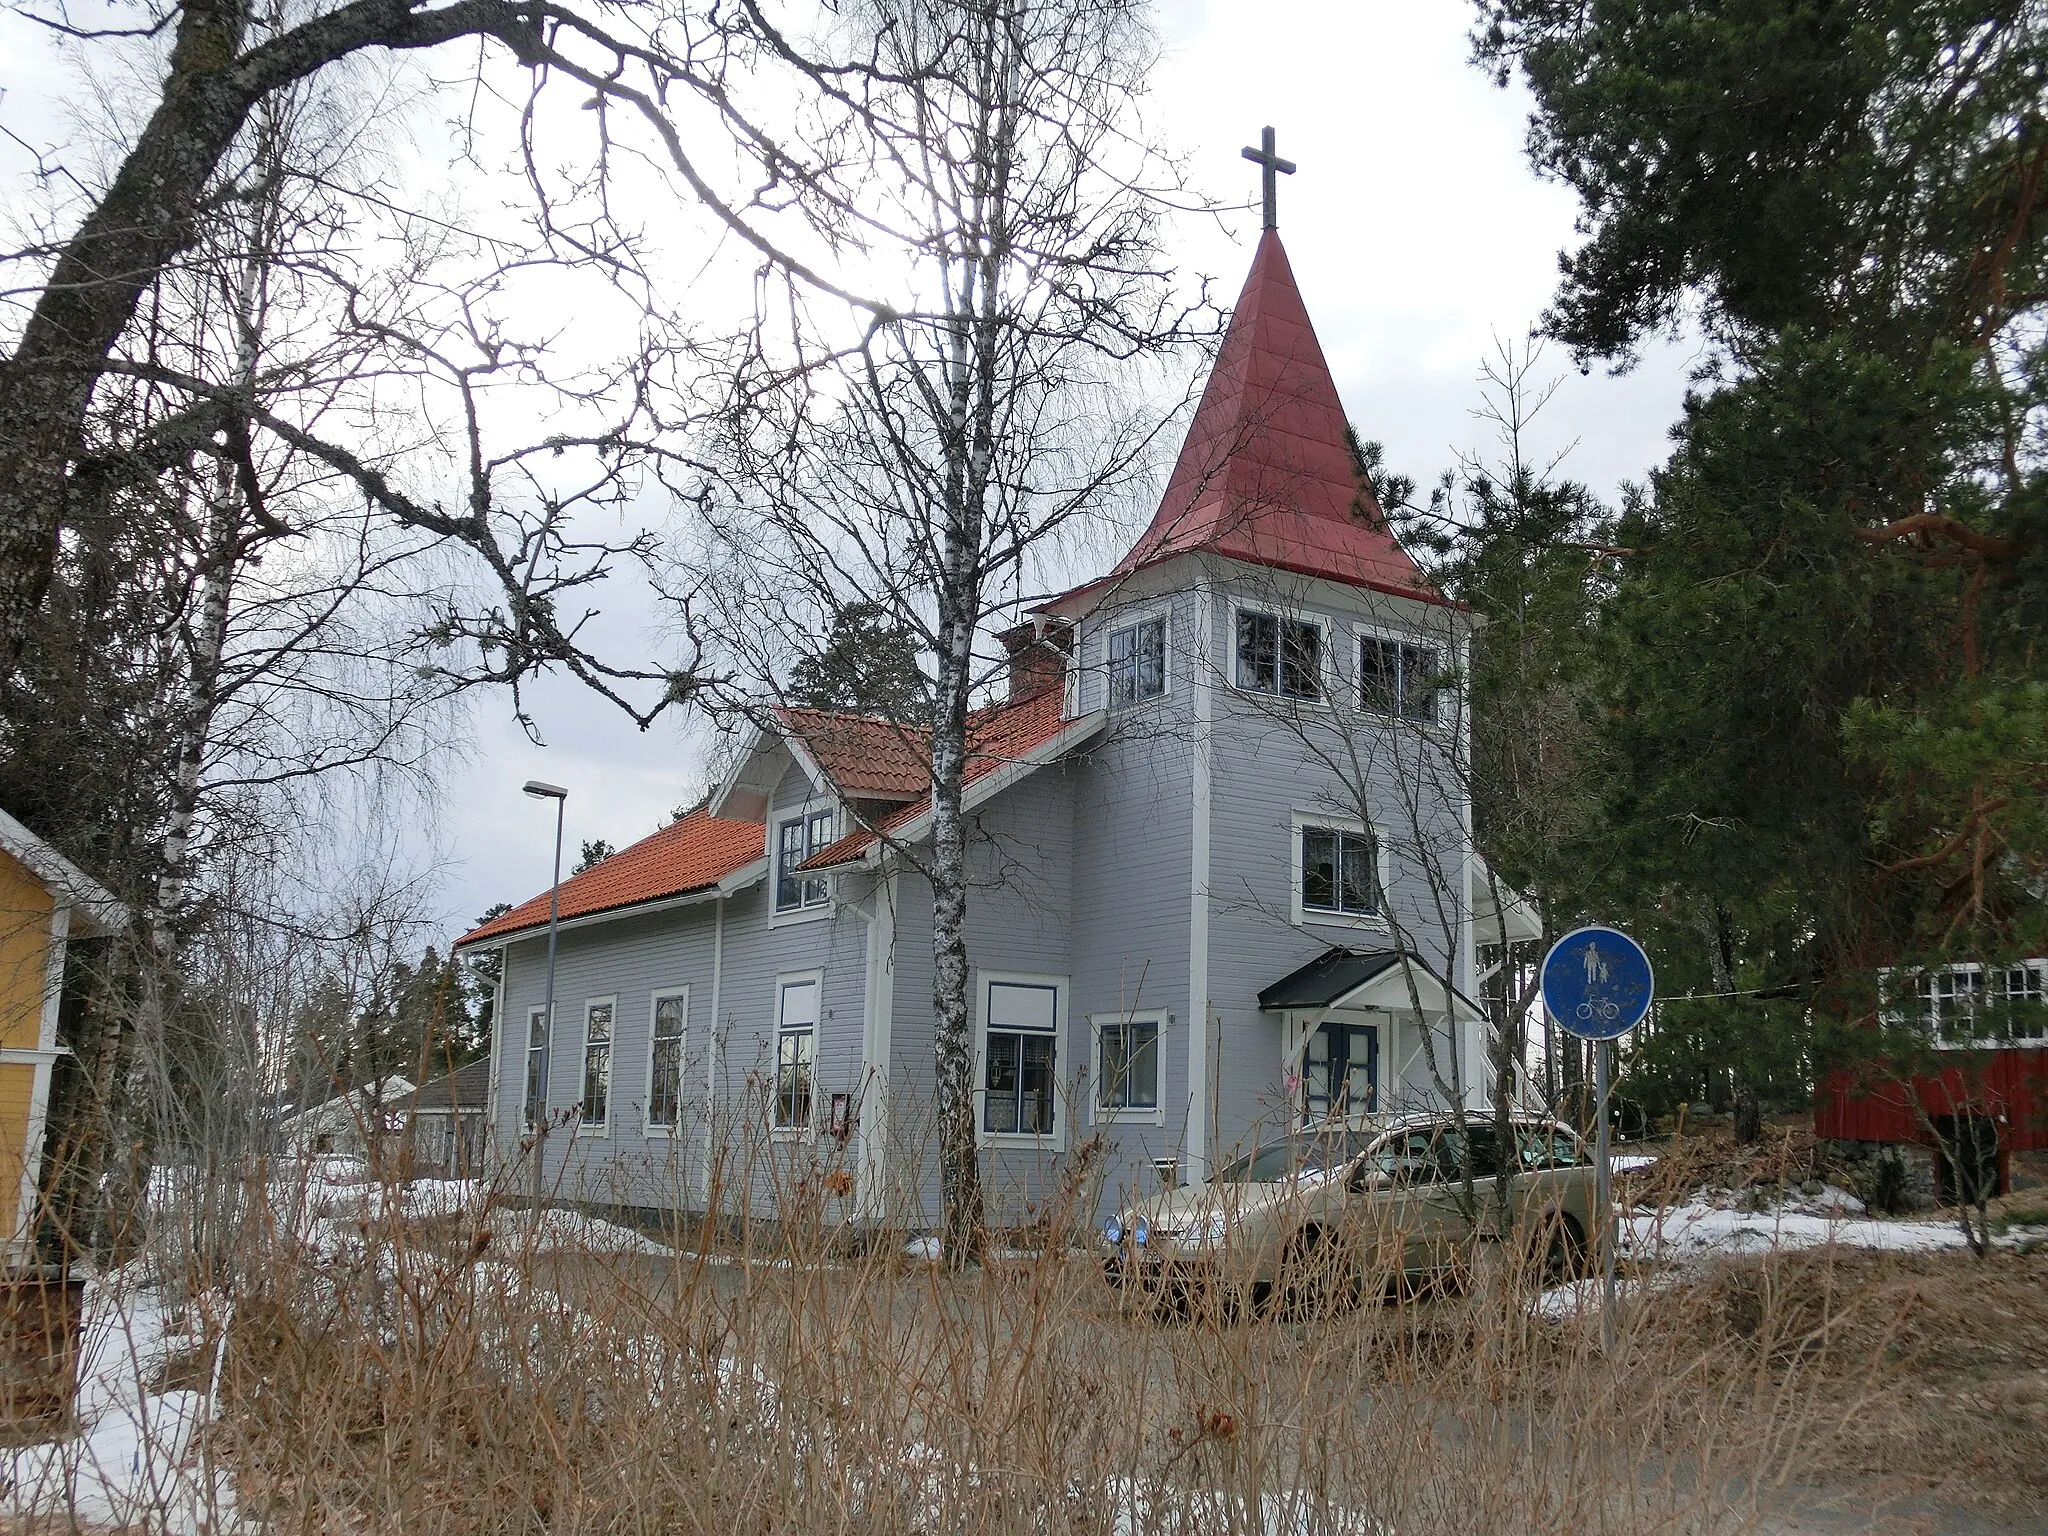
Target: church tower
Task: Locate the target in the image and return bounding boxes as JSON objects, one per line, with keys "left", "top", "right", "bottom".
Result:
{"left": 1052, "top": 129, "right": 1485, "bottom": 1185}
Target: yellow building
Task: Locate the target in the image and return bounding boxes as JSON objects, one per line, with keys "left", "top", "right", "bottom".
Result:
{"left": 0, "top": 810, "right": 122, "bottom": 1265}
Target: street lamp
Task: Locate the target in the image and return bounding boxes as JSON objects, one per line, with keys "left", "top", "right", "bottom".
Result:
{"left": 523, "top": 780, "right": 567, "bottom": 1218}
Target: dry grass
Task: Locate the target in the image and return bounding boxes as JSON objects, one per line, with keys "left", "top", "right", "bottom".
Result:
{"left": 28, "top": 1143, "right": 2048, "bottom": 1536}
{"left": 1683, "top": 1247, "right": 2048, "bottom": 1511}
{"left": 194, "top": 1189, "right": 2040, "bottom": 1531}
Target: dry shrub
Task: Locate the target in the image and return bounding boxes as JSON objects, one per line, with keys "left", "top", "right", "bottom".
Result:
{"left": 1615, "top": 1123, "right": 1846, "bottom": 1215}
{"left": 1672, "top": 1247, "right": 2048, "bottom": 1511}
{"left": 85, "top": 1140, "right": 2045, "bottom": 1536}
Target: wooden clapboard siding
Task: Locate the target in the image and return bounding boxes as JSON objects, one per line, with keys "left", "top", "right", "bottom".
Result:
{"left": 0, "top": 850, "right": 54, "bottom": 1054}
{"left": 0, "top": 1064, "right": 35, "bottom": 1243}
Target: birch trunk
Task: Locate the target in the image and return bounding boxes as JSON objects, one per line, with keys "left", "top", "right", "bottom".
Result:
{"left": 94, "top": 170, "right": 271, "bottom": 1259}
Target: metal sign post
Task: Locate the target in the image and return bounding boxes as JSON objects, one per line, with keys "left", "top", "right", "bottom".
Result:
{"left": 1593, "top": 1037, "right": 1615, "bottom": 1345}
{"left": 1540, "top": 926, "right": 1655, "bottom": 1351}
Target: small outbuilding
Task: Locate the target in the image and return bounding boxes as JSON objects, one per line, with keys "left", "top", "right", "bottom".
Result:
{"left": 276, "top": 1077, "right": 415, "bottom": 1166}
{"left": 0, "top": 809, "right": 123, "bottom": 1265}
{"left": 405, "top": 1058, "right": 491, "bottom": 1177}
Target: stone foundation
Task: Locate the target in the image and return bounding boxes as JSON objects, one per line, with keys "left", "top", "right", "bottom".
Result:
{"left": 1822, "top": 1138, "right": 1938, "bottom": 1210}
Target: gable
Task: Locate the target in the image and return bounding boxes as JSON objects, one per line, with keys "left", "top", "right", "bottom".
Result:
{"left": 710, "top": 736, "right": 802, "bottom": 823}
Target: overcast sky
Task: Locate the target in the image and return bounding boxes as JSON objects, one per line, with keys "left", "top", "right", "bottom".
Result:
{"left": 2, "top": 1, "right": 1702, "bottom": 947}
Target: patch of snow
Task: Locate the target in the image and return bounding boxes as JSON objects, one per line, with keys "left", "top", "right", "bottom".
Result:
{"left": 1622, "top": 1199, "right": 1967, "bottom": 1260}
{"left": 1608, "top": 1153, "right": 1659, "bottom": 1172}
{"left": 1109, "top": 1475, "right": 1392, "bottom": 1534}
{"left": 401, "top": 1178, "right": 485, "bottom": 1219}
{"left": 904, "top": 1235, "right": 942, "bottom": 1262}
{"left": 1780, "top": 1183, "right": 1865, "bottom": 1218}
{"left": 0, "top": 1271, "right": 241, "bottom": 1534}
{"left": 524, "top": 1208, "right": 672, "bottom": 1256}
{"left": 1532, "top": 1188, "right": 2007, "bottom": 1321}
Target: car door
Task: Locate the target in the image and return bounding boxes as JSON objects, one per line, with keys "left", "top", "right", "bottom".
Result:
{"left": 1512, "top": 1121, "right": 1595, "bottom": 1257}
{"left": 1411, "top": 1124, "right": 1507, "bottom": 1270}
{"left": 1357, "top": 1128, "right": 1471, "bottom": 1276}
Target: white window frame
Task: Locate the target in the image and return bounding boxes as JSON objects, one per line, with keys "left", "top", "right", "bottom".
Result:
{"left": 975, "top": 970, "right": 1068, "bottom": 1148}
{"left": 773, "top": 969, "right": 823, "bottom": 1138}
{"left": 1352, "top": 622, "right": 1448, "bottom": 727}
{"left": 1897, "top": 959, "right": 2048, "bottom": 1050}
{"left": 643, "top": 985, "right": 689, "bottom": 1137}
{"left": 579, "top": 995, "right": 617, "bottom": 1134}
{"left": 770, "top": 802, "right": 838, "bottom": 925}
{"left": 523, "top": 1004, "right": 550, "bottom": 1130}
{"left": 1231, "top": 603, "right": 1331, "bottom": 705}
{"left": 1102, "top": 605, "right": 1170, "bottom": 709}
{"left": 1290, "top": 809, "right": 1390, "bottom": 931}
{"left": 1089, "top": 1009, "right": 1167, "bottom": 1126}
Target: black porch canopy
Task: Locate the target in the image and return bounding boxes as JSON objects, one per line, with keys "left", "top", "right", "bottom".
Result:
{"left": 1257, "top": 947, "right": 1404, "bottom": 1011}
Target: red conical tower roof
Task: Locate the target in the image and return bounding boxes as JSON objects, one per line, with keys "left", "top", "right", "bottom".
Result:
{"left": 1119, "top": 230, "right": 1439, "bottom": 602}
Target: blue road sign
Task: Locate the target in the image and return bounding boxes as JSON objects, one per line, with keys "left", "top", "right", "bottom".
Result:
{"left": 1541, "top": 926, "right": 1655, "bottom": 1041}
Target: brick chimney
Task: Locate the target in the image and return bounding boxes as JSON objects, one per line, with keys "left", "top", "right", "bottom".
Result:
{"left": 998, "top": 618, "right": 1073, "bottom": 703}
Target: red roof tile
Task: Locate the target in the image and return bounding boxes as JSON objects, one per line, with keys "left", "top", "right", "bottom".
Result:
{"left": 800, "top": 688, "right": 1077, "bottom": 869}
{"left": 456, "top": 807, "right": 765, "bottom": 946}
{"left": 779, "top": 707, "right": 930, "bottom": 799}
{"left": 1119, "top": 230, "right": 1441, "bottom": 603}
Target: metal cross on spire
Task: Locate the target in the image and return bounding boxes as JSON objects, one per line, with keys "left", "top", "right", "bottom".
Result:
{"left": 1241, "top": 126, "right": 1296, "bottom": 231}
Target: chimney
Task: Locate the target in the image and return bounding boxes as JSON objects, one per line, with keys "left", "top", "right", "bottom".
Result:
{"left": 999, "top": 618, "right": 1073, "bottom": 703}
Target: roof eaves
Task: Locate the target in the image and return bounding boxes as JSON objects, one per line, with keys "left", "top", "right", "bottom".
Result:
{"left": 453, "top": 857, "right": 769, "bottom": 952}
{"left": 0, "top": 808, "right": 127, "bottom": 934}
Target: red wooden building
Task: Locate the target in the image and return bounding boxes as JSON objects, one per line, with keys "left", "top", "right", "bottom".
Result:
{"left": 1814, "top": 960, "right": 2048, "bottom": 1201}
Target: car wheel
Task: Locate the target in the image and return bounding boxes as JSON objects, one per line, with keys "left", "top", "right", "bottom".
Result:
{"left": 1541, "top": 1211, "right": 1587, "bottom": 1283}
{"left": 1276, "top": 1226, "right": 1345, "bottom": 1321}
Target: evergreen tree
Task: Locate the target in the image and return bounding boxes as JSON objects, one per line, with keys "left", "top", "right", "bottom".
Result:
{"left": 785, "top": 601, "right": 930, "bottom": 721}
{"left": 1477, "top": 0, "right": 2048, "bottom": 1112}
{"left": 462, "top": 902, "right": 514, "bottom": 1056}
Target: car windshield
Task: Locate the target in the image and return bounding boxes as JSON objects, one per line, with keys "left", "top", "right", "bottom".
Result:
{"left": 1212, "top": 1132, "right": 1363, "bottom": 1184}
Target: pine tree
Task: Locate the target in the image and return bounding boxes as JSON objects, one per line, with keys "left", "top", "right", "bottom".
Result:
{"left": 1477, "top": 1, "right": 2048, "bottom": 1107}
{"left": 785, "top": 601, "right": 929, "bottom": 721}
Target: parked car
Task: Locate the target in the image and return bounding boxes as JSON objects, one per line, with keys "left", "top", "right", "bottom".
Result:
{"left": 1101, "top": 1114, "right": 1598, "bottom": 1311}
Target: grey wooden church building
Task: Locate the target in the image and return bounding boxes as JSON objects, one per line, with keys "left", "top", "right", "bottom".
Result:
{"left": 456, "top": 223, "right": 1537, "bottom": 1227}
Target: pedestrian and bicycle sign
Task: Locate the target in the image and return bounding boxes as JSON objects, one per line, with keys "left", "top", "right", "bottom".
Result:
{"left": 1539, "top": 924, "right": 1653, "bottom": 1352}
{"left": 1541, "top": 925, "right": 1655, "bottom": 1041}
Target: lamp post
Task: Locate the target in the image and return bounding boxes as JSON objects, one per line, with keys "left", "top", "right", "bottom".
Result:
{"left": 523, "top": 780, "right": 567, "bottom": 1221}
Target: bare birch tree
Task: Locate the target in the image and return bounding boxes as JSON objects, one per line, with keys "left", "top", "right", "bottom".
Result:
{"left": 688, "top": 0, "right": 1205, "bottom": 1261}
{"left": 0, "top": 0, "right": 876, "bottom": 695}
{"left": 6, "top": 31, "right": 471, "bottom": 1254}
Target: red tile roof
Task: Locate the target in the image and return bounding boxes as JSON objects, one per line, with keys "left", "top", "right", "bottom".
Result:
{"left": 779, "top": 707, "right": 930, "bottom": 799}
{"left": 1118, "top": 229, "right": 1442, "bottom": 604}
{"left": 456, "top": 807, "right": 765, "bottom": 947}
{"left": 800, "top": 688, "right": 1078, "bottom": 869}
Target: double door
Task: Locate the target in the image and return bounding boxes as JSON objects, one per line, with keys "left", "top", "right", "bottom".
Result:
{"left": 1301, "top": 1018, "right": 1378, "bottom": 1121}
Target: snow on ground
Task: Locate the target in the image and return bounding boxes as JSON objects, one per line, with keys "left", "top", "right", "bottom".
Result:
{"left": 0, "top": 1270, "right": 241, "bottom": 1534}
{"left": 1608, "top": 1153, "right": 1659, "bottom": 1172}
{"left": 1621, "top": 1193, "right": 1970, "bottom": 1261}
{"left": 1531, "top": 1186, "right": 2000, "bottom": 1321}
{"left": 525, "top": 1206, "right": 673, "bottom": 1256}
{"left": 1105, "top": 1476, "right": 1389, "bottom": 1535}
